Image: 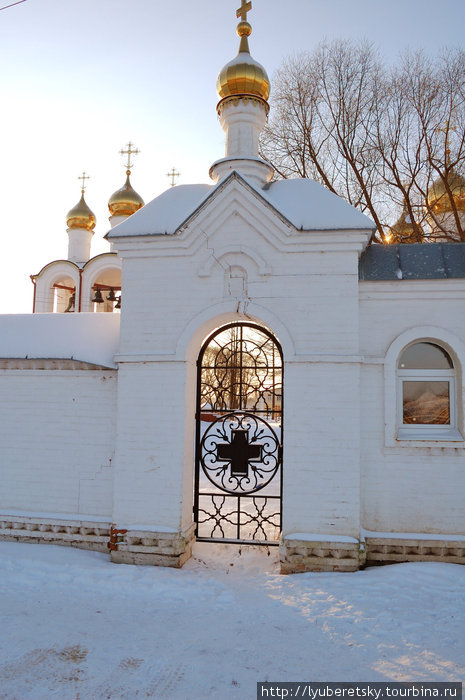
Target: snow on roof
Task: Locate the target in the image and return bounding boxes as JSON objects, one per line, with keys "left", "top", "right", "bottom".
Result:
{"left": 107, "top": 184, "right": 213, "bottom": 237}
{"left": 107, "top": 173, "right": 374, "bottom": 239}
{"left": 260, "top": 178, "right": 375, "bottom": 230}
{"left": 0, "top": 313, "right": 120, "bottom": 368}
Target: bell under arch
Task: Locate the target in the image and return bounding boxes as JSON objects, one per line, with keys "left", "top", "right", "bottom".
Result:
{"left": 51, "top": 273, "right": 77, "bottom": 313}
{"left": 194, "top": 322, "right": 283, "bottom": 545}
{"left": 81, "top": 256, "right": 122, "bottom": 313}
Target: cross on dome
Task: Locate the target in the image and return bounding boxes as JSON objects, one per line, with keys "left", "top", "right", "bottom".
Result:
{"left": 67, "top": 172, "right": 96, "bottom": 233}
{"left": 437, "top": 121, "right": 457, "bottom": 167}
{"left": 211, "top": 0, "right": 273, "bottom": 186}
{"left": 236, "top": 0, "right": 252, "bottom": 21}
{"left": 167, "top": 168, "right": 180, "bottom": 187}
{"left": 78, "top": 171, "right": 90, "bottom": 194}
{"left": 108, "top": 142, "right": 145, "bottom": 219}
{"left": 119, "top": 141, "right": 140, "bottom": 173}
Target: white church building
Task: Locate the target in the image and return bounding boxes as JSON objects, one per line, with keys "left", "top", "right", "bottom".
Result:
{"left": 1, "top": 5, "right": 465, "bottom": 573}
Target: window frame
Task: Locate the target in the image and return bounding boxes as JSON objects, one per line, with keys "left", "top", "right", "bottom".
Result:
{"left": 396, "top": 365, "right": 456, "bottom": 440}
{"left": 384, "top": 328, "right": 465, "bottom": 447}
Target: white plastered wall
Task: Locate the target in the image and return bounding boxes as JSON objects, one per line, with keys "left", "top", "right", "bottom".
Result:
{"left": 359, "top": 280, "right": 465, "bottom": 535}
{"left": 111, "top": 179, "right": 368, "bottom": 538}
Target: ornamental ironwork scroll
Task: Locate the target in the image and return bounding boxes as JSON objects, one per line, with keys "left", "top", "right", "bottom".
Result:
{"left": 200, "top": 412, "right": 280, "bottom": 494}
{"left": 194, "top": 323, "right": 283, "bottom": 546}
{"left": 196, "top": 494, "right": 281, "bottom": 542}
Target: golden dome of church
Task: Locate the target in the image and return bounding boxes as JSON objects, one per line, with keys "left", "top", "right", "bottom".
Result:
{"left": 108, "top": 170, "right": 145, "bottom": 217}
{"left": 388, "top": 205, "right": 423, "bottom": 244}
{"left": 216, "top": 18, "right": 270, "bottom": 102}
{"left": 427, "top": 169, "right": 465, "bottom": 213}
{"left": 66, "top": 192, "right": 96, "bottom": 231}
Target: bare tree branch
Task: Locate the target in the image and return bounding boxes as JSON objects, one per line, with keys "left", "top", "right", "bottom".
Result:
{"left": 260, "top": 41, "right": 465, "bottom": 243}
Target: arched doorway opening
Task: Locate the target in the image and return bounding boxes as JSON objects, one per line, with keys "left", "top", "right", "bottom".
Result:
{"left": 194, "top": 323, "right": 283, "bottom": 545}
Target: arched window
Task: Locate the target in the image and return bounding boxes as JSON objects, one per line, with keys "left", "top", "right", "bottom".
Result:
{"left": 397, "top": 342, "right": 457, "bottom": 438}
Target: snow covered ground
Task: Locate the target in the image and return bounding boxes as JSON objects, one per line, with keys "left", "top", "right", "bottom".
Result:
{"left": 0, "top": 541, "right": 463, "bottom": 699}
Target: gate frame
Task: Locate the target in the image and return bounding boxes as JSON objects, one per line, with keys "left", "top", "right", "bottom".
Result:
{"left": 194, "top": 322, "right": 283, "bottom": 545}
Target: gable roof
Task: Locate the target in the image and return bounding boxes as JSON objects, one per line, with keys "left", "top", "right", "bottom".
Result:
{"left": 359, "top": 243, "right": 465, "bottom": 280}
{"left": 261, "top": 179, "right": 374, "bottom": 230}
{"left": 106, "top": 172, "right": 375, "bottom": 239}
{"left": 106, "top": 183, "right": 213, "bottom": 238}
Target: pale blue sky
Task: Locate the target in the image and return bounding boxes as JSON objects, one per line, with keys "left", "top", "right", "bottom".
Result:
{"left": 1, "top": 0, "right": 464, "bottom": 312}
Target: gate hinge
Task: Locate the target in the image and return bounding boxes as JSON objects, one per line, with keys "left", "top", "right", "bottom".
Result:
{"left": 108, "top": 526, "right": 127, "bottom": 551}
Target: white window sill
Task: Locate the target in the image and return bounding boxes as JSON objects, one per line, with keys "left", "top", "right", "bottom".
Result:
{"left": 394, "top": 427, "right": 464, "bottom": 446}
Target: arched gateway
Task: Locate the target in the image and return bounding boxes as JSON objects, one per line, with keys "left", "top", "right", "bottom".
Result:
{"left": 194, "top": 323, "right": 283, "bottom": 545}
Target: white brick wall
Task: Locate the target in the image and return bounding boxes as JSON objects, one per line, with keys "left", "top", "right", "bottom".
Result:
{"left": 0, "top": 369, "right": 117, "bottom": 517}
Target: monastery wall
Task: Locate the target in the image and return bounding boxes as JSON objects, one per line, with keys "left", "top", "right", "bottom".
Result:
{"left": 0, "top": 312, "right": 120, "bottom": 552}
{"left": 359, "top": 279, "right": 465, "bottom": 536}
{"left": 0, "top": 313, "right": 120, "bottom": 368}
{"left": 0, "top": 367, "right": 117, "bottom": 522}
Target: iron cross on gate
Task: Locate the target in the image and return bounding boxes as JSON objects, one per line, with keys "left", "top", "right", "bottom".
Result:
{"left": 216, "top": 429, "right": 262, "bottom": 477}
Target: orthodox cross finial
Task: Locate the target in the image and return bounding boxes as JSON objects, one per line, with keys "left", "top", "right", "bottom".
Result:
{"left": 78, "top": 171, "right": 90, "bottom": 194}
{"left": 437, "top": 121, "right": 457, "bottom": 167}
{"left": 237, "top": 0, "right": 252, "bottom": 21}
{"left": 236, "top": 0, "right": 252, "bottom": 52}
{"left": 167, "top": 168, "right": 180, "bottom": 187}
{"left": 119, "top": 141, "right": 140, "bottom": 173}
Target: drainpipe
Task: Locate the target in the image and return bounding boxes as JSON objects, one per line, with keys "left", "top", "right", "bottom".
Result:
{"left": 78, "top": 268, "right": 83, "bottom": 312}
{"left": 30, "top": 276, "right": 37, "bottom": 313}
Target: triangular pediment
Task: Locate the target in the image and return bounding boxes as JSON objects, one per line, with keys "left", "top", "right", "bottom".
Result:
{"left": 107, "top": 171, "right": 375, "bottom": 243}
{"left": 176, "top": 173, "right": 295, "bottom": 236}
{"left": 175, "top": 175, "right": 297, "bottom": 251}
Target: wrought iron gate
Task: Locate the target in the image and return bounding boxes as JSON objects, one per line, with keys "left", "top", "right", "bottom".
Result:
{"left": 194, "top": 323, "right": 283, "bottom": 545}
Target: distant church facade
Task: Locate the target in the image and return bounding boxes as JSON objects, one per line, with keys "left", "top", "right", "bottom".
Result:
{"left": 1, "top": 5, "right": 464, "bottom": 573}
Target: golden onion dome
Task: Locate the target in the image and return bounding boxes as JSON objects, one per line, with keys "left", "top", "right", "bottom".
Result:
{"left": 66, "top": 192, "right": 96, "bottom": 231}
{"left": 427, "top": 169, "right": 465, "bottom": 213}
{"left": 388, "top": 205, "right": 423, "bottom": 244}
{"left": 217, "top": 20, "right": 270, "bottom": 102}
{"left": 108, "top": 170, "right": 145, "bottom": 217}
